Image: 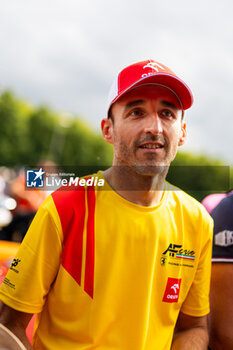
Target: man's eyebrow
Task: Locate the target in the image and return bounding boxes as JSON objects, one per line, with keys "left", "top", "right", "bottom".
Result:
{"left": 123, "top": 99, "right": 146, "bottom": 112}
{"left": 161, "top": 100, "right": 180, "bottom": 110}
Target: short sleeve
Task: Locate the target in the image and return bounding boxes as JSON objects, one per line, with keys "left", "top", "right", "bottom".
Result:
{"left": 181, "top": 214, "right": 213, "bottom": 317}
{"left": 0, "top": 195, "right": 63, "bottom": 313}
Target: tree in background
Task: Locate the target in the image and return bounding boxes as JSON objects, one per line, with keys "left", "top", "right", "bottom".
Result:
{"left": 168, "top": 153, "right": 231, "bottom": 201}
{"left": 0, "top": 91, "right": 112, "bottom": 170}
{"left": 0, "top": 91, "right": 30, "bottom": 166}
{"left": 26, "top": 107, "right": 58, "bottom": 164}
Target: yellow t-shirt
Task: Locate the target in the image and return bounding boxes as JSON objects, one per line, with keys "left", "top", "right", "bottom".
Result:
{"left": 0, "top": 172, "right": 213, "bottom": 350}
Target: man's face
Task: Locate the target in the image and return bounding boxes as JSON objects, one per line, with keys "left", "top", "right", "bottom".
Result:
{"left": 102, "top": 85, "right": 186, "bottom": 175}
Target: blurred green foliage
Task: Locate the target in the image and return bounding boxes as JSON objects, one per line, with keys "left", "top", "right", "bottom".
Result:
{"left": 0, "top": 90, "right": 112, "bottom": 168}
{"left": 0, "top": 90, "right": 232, "bottom": 202}
{"left": 169, "top": 153, "right": 232, "bottom": 201}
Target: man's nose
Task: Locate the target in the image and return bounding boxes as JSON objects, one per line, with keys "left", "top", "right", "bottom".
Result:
{"left": 144, "top": 113, "right": 163, "bottom": 134}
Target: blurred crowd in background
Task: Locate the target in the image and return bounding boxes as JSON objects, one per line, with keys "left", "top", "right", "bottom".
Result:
{"left": 0, "top": 165, "right": 47, "bottom": 242}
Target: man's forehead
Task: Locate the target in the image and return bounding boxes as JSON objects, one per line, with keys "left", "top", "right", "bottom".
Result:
{"left": 115, "top": 84, "right": 182, "bottom": 109}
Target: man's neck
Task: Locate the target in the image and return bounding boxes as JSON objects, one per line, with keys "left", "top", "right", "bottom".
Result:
{"left": 102, "top": 166, "right": 168, "bottom": 207}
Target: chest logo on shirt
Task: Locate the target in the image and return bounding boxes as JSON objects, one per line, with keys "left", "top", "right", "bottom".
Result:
{"left": 161, "top": 243, "right": 195, "bottom": 268}
{"left": 162, "top": 278, "right": 182, "bottom": 303}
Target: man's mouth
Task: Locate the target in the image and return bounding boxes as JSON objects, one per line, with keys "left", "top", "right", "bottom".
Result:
{"left": 139, "top": 143, "right": 164, "bottom": 149}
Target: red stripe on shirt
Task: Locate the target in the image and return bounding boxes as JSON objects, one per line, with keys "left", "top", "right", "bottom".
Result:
{"left": 52, "top": 187, "right": 86, "bottom": 286}
{"left": 84, "top": 186, "right": 96, "bottom": 298}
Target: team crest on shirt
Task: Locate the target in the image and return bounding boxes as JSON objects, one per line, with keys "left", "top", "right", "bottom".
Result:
{"left": 161, "top": 243, "right": 195, "bottom": 268}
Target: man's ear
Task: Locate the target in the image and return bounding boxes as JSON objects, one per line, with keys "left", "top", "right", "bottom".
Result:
{"left": 178, "top": 121, "right": 187, "bottom": 146}
{"left": 101, "top": 118, "right": 114, "bottom": 144}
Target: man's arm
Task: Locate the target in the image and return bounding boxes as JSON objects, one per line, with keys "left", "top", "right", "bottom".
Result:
{"left": 171, "top": 312, "right": 209, "bottom": 350}
{"left": 0, "top": 301, "right": 33, "bottom": 350}
{"left": 208, "top": 263, "right": 233, "bottom": 350}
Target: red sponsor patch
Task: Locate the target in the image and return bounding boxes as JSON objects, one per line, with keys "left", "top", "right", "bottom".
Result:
{"left": 162, "top": 278, "right": 181, "bottom": 303}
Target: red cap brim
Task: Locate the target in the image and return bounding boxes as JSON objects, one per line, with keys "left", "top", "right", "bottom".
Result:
{"left": 109, "top": 73, "right": 193, "bottom": 112}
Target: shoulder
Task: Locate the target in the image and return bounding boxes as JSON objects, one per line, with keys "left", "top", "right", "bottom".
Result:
{"left": 51, "top": 173, "right": 98, "bottom": 210}
{"left": 166, "top": 182, "right": 212, "bottom": 224}
{"left": 49, "top": 174, "right": 98, "bottom": 239}
{"left": 51, "top": 185, "right": 86, "bottom": 207}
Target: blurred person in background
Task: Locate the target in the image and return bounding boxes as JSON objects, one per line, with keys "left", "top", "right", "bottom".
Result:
{"left": 0, "top": 166, "right": 40, "bottom": 242}
{"left": 0, "top": 167, "right": 17, "bottom": 238}
{"left": 201, "top": 189, "right": 233, "bottom": 215}
{"left": 202, "top": 190, "right": 233, "bottom": 349}
{"left": 0, "top": 161, "right": 57, "bottom": 242}
{"left": 207, "top": 193, "right": 233, "bottom": 350}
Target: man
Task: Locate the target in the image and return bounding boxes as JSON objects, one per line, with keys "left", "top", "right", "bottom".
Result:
{"left": 0, "top": 60, "right": 213, "bottom": 349}
{"left": 208, "top": 193, "right": 233, "bottom": 350}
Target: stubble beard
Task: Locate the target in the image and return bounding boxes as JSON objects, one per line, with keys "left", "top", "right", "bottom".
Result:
{"left": 113, "top": 136, "right": 171, "bottom": 177}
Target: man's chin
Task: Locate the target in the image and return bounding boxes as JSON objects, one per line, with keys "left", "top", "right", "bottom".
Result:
{"left": 134, "top": 164, "right": 169, "bottom": 176}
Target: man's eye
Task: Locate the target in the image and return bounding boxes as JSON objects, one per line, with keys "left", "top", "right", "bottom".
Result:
{"left": 161, "top": 110, "right": 175, "bottom": 118}
{"left": 129, "top": 109, "right": 145, "bottom": 117}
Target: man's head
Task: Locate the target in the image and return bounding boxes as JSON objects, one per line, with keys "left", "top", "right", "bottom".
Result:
{"left": 106, "top": 59, "right": 193, "bottom": 118}
{"left": 101, "top": 60, "right": 193, "bottom": 175}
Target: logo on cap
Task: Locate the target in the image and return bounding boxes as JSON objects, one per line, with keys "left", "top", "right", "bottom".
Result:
{"left": 143, "top": 62, "right": 165, "bottom": 72}
{"left": 162, "top": 277, "right": 182, "bottom": 303}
